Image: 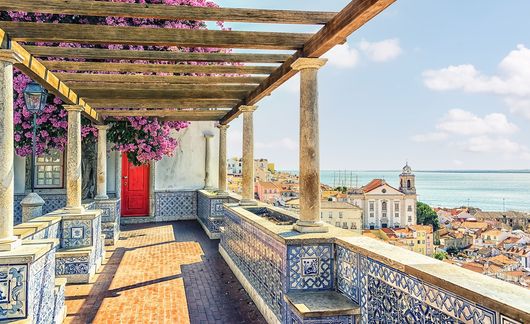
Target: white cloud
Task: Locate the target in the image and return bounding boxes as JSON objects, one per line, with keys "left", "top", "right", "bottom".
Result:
{"left": 359, "top": 38, "right": 403, "bottom": 62}
{"left": 323, "top": 43, "right": 360, "bottom": 68}
{"left": 436, "top": 109, "right": 518, "bottom": 136}
{"left": 461, "top": 136, "right": 530, "bottom": 158}
{"left": 411, "top": 132, "right": 448, "bottom": 142}
{"left": 423, "top": 44, "right": 530, "bottom": 120}
{"left": 256, "top": 137, "right": 297, "bottom": 151}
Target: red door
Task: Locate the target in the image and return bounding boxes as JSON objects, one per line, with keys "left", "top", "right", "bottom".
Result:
{"left": 121, "top": 155, "right": 150, "bottom": 217}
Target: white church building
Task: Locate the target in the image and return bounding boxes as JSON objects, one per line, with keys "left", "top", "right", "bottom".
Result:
{"left": 349, "top": 164, "right": 417, "bottom": 229}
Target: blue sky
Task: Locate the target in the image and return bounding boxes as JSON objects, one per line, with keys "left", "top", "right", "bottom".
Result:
{"left": 215, "top": 0, "right": 530, "bottom": 171}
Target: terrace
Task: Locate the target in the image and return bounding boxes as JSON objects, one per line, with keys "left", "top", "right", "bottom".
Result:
{"left": 0, "top": 1, "right": 529, "bottom": 323}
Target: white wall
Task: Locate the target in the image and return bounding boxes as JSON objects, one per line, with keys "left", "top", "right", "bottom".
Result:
{"left": 155, "top": 121, "right": 219, "bottom": 191}
{"left": 106, "top": 149, "right": 117, "bottom": 194}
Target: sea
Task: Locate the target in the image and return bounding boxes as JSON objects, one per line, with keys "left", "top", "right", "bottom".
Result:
{"left": 283, "top": 170, "right": 530, "bottom": 212}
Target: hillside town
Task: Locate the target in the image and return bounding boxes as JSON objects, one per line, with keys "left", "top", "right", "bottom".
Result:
{"left": 227, "top": 157, "right": 530, "bottom": 289}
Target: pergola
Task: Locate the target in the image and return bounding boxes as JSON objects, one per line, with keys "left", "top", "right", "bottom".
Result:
{"left": 0, "top": 0, "right": 395, "bottom": 248}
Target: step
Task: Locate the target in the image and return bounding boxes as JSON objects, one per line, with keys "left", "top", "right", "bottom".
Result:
{"left": 285, "top": 291, "right": 360, "bottom": 322}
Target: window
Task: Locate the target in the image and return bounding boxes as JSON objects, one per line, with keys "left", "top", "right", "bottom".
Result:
{"left": 369, "top": 201, "right": 374, "bottom": 212}
{"left": 370, "top": 213, "right": 374, "bottom": 218}
{"left": 342, "top": 222, "right": 348, "bottom": 229}
{"left": 328, "top": 211, "right": 333, "bottom": 218}
{"left": 382, "top": 213, "right": 387, "bottom": 218}
{"left": 339, "top": 212, "right": 343, "bottom": 218}
{"left": 335, "top": 222, "right": 340, "bottom": 227}
{"left": 395, "top": 212, "right": 399, "bottom": 218}
{"left": 382, "top": 201, "right": 387, "bottom": 211}
{"left": 35, "top": 150, "right": 64, "bottom": 188}
{"left": 408, "top": 216, "right": 412, "bottom": 222}
{"left": 394, "top": 202, "right": 399, "bottom": 211}
{"left": 417, "top": 240, "right": 421, "bottom": 244}
{"left": 351, "top": 223, "right": 357, "bottom": 229}
{"left": 407, "top": 205, "right": 413, "bottom": 212}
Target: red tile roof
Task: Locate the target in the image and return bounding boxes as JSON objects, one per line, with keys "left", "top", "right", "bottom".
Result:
{"left": 362, "top": 179, "right": 384, "bottom": 193}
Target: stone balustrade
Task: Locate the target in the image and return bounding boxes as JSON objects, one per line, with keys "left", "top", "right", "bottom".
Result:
{"left": 220, "top": 203, "right": 530, "bottom": 324}
{"left": 197, "top": 190, "right": 240, "bottom": 239}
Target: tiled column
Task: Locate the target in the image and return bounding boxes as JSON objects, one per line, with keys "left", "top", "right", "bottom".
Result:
{"left": 95, "top": 124, "right": 110, "bottom": 200}
{"left": 204, "top": 133, "right": 215, "bottom": 190}
{"left": 0, "top": 50, "right": 22, "bottom": 251}
{"left": 240, "top": 105, "right": 258, "bottom": 205}
{"left": 64, "top": 105, "right": 85, "bottom": 214}
{"left": 292, "top": 58, "right": 328, "bottom": 233}
{"left": 217, "top": 124, "right": 229, "bottom": 195}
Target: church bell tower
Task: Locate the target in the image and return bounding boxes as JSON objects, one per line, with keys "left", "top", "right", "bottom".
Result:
{"left": 399, "top": 162, "right": 416, "bottom": 194}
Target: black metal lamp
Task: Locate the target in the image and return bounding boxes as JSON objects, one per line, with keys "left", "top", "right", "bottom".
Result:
{"left": 23, "top": 82, "right": 49, "bottom": 192}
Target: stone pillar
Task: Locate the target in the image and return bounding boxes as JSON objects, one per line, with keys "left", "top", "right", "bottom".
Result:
{"left": 0, "top": 50, "right": 22, "bottom": 251}
{"left": 240, "top": 105, "right": 258, "bottom": 205}
{"left": 203, "top": 133, "right": 215, "bottom": 190}
{"left": 217, "top": 124, "right": 229, "bottom": 195}
{"left": 292, "top": 58, "right": 328, "bottom": 233}
{"left": 64, "top": 105, "right": 85, "bottom": 214}
{"left": 95, "top": 125, "right": 110, "bottom": 200}
{"left": 21, "top": 192, "right": 45, "bottom": 223}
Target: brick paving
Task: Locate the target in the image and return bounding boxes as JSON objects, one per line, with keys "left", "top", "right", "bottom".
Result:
{"left": 64, "top": 221, "right": 266, "bottom": 324}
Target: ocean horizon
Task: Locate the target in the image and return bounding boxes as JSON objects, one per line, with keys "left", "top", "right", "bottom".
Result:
{"left": 282, "top": 169, "right": 530, "bottom": 212}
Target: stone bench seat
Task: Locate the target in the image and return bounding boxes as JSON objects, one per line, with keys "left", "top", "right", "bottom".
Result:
{"left": 285, "top": 291, "right": 360, "bottom": 322}
{"left": 13, "top": 215, "right": 61, "bottom": 240}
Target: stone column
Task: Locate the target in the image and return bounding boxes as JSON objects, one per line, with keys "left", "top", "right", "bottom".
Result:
{"left": 64, "top": 105, "right": 85, "bottom": 214}
{"left": 217, "top": 124, "right": 229, "bottom": 195}
{"left": 292, "top": 58, "right": 328, "bottom": 233}
{"left": 95, "top": 125, "right": 110, "bottom": 200}
{"left": 0, "top": 50, "right": 22, "bottom": 251}
{"left": 203, "top": 133, "right": 215, "bottom": 190}
{"left": 240, "top": 105, "right": 258, "bottom": 205}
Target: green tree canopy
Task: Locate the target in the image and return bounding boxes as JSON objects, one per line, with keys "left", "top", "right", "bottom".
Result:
{"left": 416, "top": 201, "right": 440, "bottom": 231}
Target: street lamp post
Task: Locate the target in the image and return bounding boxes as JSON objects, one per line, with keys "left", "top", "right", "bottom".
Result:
{"left": 23, "top": 82, "right": 48, "bottom": 192}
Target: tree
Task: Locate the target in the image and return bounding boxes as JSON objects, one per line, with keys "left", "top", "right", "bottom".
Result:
{"left": 416, "top": 201, "right": 440, "bottom": 231}
{"left": 433, "top": 251, "right": 447, "bottom": 261}
{"left": 3, "top": 0, "right": 226, "bottom": 165}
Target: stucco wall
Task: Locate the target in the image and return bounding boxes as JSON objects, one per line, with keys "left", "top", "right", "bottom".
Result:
{"left": 155, "top": 121, "right": 219, "bottom": 191}
{"left": 14, "top": 154, "right": 26, "bottom": 194}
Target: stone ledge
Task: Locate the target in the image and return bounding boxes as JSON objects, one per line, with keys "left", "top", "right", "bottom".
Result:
{"left": 0, "top": 240, "right": 55, "bottom": 263}
{"left": 285, "top": 291, "right": 360, "bottom": 319}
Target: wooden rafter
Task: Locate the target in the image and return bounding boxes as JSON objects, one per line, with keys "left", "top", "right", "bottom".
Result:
{"left": 0, "top": 29, "right": 100, "bottom": 122}
{"left": 100, "top": 109, "right": 227, "bottom": 120}
{"left": 0, "top": 0, "right": 336, "bottom": 25}
{"left": 42, "top": 61, "right": 277, "bottom": 74}
{"left": 0, "top": 21, "right": 312, "bottom": 50}
{"left": 23, "top": 46, "right": 291, "bottom": 63}
{"left": 220, "top": 0, "right": 396, "bottom": 124}
{"left": 68, "top": 83, "right": 257, "bottom": 92}
{"left": 87, "top": 99, "right": 240, "bottom": 109}
{"left": 55, "top": 73, "right": 265, "bottom": 84}
{"left": 78, "top": 89, "right": 248, "bottom": 99}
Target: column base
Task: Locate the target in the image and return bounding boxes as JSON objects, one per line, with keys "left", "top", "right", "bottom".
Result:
{"left": 293, "top": 221, "right": 329, "bottom": 233}
{"left": 239, "top": 199, "right": 258, "bottom": 206}
{"left": 63, "top": 206, "right": 85, "bottom": 214}
{"left": 216, "top": 191, "right": 229, "bottom": 196}
{"left": 0, "top": 236, "right": 22, "bottom": 251}
{"left": 94, "top": 195, "right": 109, "bottom": 201}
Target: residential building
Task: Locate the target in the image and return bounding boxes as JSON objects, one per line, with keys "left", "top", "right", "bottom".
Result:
{"left": 393, "top": 225, "right": 434, "bottom": 256}
{"left": 227, "top": 157, "right": 242, "bottom": 176}
{"left": 349, "top": 164, "right": 417, "bottom": 229}
{"left": 320, "top": 201, "right": 363, "bottom": 230}
{"left": 474, "top": 211, "right": 530, "bottom": 230}
{"left": 255, "top": 181, "right": 281, "bottom": 204}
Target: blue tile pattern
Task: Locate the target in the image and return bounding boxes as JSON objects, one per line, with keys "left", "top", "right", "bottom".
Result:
{"left": 287, "top": 244, "right": 333, "bottom": 291}
{"left": 221, "top": 208, "right": 286, "bottom": 322}
{"left": 335, "top": 243, "right": 508, "bottom": 324}
{"left": 286, "top": 307, "right": 356, "bottom": 324}
{"left": 53, "top": 281, "right": 65, "bottom": 323}
{"left": 14, "top": 194, "right": 24, "bottom": 225}
{"left": 197, "top": 192, "right": 232, "bottom": 236}
{"left": 55, "top": 255, "right": 90, "bottom": 276}
{"left": 29, "top": 249, "right": 56, "bottom": 324}
{"left": 0, "top": 264, "right": 28, "bottom": 320}
{"left": 155, "top": 191, "right": 197, "bottom": 220}
{"left": 41, "top": 194, "right": 67, "bottom": 215}
{"left": 95, "top": 199, "right": 121, "bottom": 245}
{"left": 62, "top": 219, "right": 93, "bottom": 248}
{"left": 26, "top": 222, "right": 60, "bottom": 242}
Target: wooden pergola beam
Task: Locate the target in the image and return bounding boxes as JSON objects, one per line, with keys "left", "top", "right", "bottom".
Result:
{"left": 78, "top": 89, "right": 248, "bottom": 99}
{"left": 55, "top": 73, "right": 265, "bottom": 84}
{"left": 220, "top": 0, "right": 396, "bottom": 124}
{"left": 69, "top": 83, "right": 257, "bottom": 92}
{"left": 23, "top": 46, "right": 291, "bottom": 63}
{"left": 0, "top": 28, "right": 100, "bottom": 122}
{"left": 100, "top": 110, "right": 227, "bottom": 120}
{"left": 88, "top": 99, "right": 240, "bottom": 109}
{"left": 0, "top": 0, "right": 336, "bottom": 25}
{"left": 0, "top": 21, "right": 312, "bottom": 50}
{"left": 42, "top": 61, "right": 277, "bottom": 75}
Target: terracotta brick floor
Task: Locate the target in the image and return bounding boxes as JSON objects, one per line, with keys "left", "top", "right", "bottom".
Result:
{"left": 64, "top": 221, "right": 266, "bottom": 324}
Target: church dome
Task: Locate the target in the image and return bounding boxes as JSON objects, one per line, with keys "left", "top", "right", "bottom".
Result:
{"left": 402, "top": 163, "right": 412, "bottom": 174}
